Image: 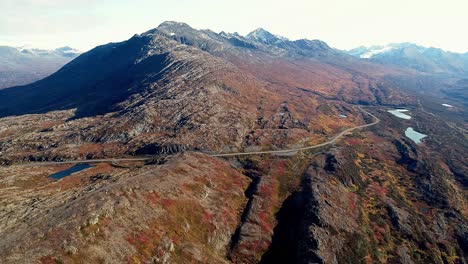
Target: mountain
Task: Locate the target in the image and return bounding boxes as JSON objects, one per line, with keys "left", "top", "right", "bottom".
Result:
{"left": 0, "top": 21, "right": 408, "bottom": 119}
{"left": 0, "top": 22, "right": 466, "bottom": 264}
{"left": 244, "top": 28, "right": 333, "bottom": 57}
{"left": 246, "top": 28, "right": 289, "bottom": 45}
{"left": 347, "top": 43, "right": 468, "bottom": 76}
{"left": 0, "top": 45, "right": 81, "bottom": 89}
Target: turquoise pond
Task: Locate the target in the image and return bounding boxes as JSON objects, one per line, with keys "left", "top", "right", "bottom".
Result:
{"left": 405, "top": 127, "right": 427, "bottom": 144}
{"left": 388, "top": 109, "right": 411, "bottom": 120}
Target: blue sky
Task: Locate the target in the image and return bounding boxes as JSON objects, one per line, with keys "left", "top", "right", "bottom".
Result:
{"left": 1, "top": 0, "right": 467, "bottom": 52}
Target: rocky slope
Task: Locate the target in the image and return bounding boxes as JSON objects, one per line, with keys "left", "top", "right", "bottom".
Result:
{"left": 0, "top": 22, "right": 399, "bottom": 163}
{"left": 0, "top": 153, "right": 250, "bottom": 263}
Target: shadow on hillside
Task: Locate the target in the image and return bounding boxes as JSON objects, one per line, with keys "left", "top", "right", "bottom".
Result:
{"left": 0, "top": 36, "right": 169, "bottom": 119}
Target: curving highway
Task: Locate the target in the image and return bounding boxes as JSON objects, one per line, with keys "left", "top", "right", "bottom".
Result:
{"left": 14, "top": 107, "right": 379, "bottom": 166}
{"left": 211, "top": 106, "right": 379, "bottom": 157}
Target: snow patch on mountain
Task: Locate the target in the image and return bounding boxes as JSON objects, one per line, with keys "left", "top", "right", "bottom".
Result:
{"left": 56, "top": 47, "right": 81, "bottom": 54}
{"left": 360, "top": 45, "right": 394, "bottom": 58}
{"left": 247, "top": 28, "right": 273, "bottom": 42}
{"left": 14, "top": 46, "right": 81, "bottom": 57}
{"left": 246, "top": 28, "right": 288, "bottom": 45}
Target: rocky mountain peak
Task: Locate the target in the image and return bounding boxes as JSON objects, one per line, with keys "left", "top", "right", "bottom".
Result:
{"left": 157, "top": 20, "right": 190, "bottom": 28}
{"left": 141, "top": 21, "right": 195, "bottom": 38}
{"left": 246, "top": 28, "right": 286, "bottom": 45}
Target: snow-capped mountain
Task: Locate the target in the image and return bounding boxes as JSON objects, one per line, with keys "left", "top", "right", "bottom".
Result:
{"left": 347, "top": 43, "right": 468, "bottom": 75}
{"left": 348, "top": 44, "right": 396, "bottom": 59}
{"left": 144, "top": 22, "right": 335, "bottom": 58}
{"left": 54, "top": 46, "right": 82, "bottom": 57}
{"left": 347, "top": 43, "right": 441, "bottom": 58}
{"left": 0, "top": 45, "right": 81, "bottom": 89}
{"left": 243, "top": 28, "right": 335, "bottom": 58}
{"left": 246, "top": 28, "right": 289, "bottom": 45}
{"left": 14, "top": 46, "right": 81, "bottom": 58}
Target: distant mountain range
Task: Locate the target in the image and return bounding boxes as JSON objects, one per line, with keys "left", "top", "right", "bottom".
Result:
{"left": 3, "top": 22, "right": 466, "bottom": 119}
{"left": 347, "top": 43, "right": 468, "bottom": 76}
{"left": 0, "top": 46, "right": 81, "bottom": 89}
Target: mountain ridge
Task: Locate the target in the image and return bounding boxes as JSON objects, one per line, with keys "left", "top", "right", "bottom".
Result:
{"left": 347, "top": 42, "right": 468, "bottom": 76}
{"left": 0, "top": 21, "right": 408, "bottom": 119}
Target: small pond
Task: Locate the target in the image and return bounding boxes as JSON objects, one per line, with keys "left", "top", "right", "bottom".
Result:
{"left": 405, "top": 127, "right": 427, "bottom": 144}
{"left": 48, "top": 164, "right": 93, "bottom": 180}
{"left": 388, "top": 109, "right": 411, "bottom": 120}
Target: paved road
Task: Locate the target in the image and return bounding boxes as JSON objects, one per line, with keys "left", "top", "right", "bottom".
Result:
{"left": 18, "top": 157, "right": 151, "bottom": 166}
{"left": 14, "top": 107, "right": 379, "bottom": 166}
{"left": 212, "top": 106, "right": 380, "bottom": 157}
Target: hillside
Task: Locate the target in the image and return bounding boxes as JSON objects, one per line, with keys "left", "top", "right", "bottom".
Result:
{"left": 0, "top": 22, "right": 466, "bottom": 264}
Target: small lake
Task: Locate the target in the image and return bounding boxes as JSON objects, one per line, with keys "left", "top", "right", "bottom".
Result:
{"left": 405, "top": 127, "right": 427, "bottom": 144}
{"left": 388, "top": 109, "right": 411, "bottom": 120}
{"left": 48, "top": 164, "right": 93, "bottom": 180}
